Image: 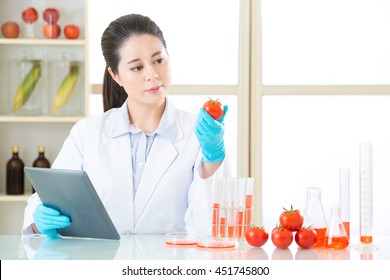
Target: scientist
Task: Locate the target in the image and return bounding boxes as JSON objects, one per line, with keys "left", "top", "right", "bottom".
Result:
{"left": 22, "top": 14, "right": 230, "bottom": 238}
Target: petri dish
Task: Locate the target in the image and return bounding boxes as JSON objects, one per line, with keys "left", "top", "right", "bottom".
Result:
{"left": 165, "top": 232, "right": 197, "bottom": 246}
{"left": 196, "top": 237, "right": 236, "bottom": 249}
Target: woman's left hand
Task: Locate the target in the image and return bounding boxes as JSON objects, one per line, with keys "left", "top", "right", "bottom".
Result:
{"left": 194, "top": 105, "right": 228, "bottom": 162}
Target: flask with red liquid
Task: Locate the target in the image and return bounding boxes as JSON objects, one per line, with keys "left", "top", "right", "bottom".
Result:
{"left": 303, "top": 187, "right": 328, "bottom": 248}
{"left": 324, "top": 205, "right": 349, "bottom": 249}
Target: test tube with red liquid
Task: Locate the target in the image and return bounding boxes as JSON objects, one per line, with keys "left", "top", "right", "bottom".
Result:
{"left": 226, "top": 178, "right": 238, "bottom": 239}
{"left": 212, "top": 179, "right": 223, "bottom": 237}
{"left": 236, "top": 178, "right": 247, "bottom": 239}
{"left": 212, "top": 178, "right": 229, "bottom": 238}
{"left": 244, "top": 178, "right": 254, "bottom": 234}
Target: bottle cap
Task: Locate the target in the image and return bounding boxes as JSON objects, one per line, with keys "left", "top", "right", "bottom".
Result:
{"left": 38, "top": 146, "right": 45, "bottom": 153}
{"left": 12, "top": 146, "right": 19, "bottom": 153}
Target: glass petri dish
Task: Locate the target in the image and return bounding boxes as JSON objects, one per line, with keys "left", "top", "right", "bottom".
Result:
{"left": 196, "top": 237, "right": 236, "bottom": 249}
{"left": 165, "top": 232, "right": 197, "bottom": 246}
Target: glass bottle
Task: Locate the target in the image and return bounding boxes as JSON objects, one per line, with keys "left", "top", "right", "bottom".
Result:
{"left": 11, "top": 52, "right": 42, "bottom": 116}
{"left": 6, "top": 146, "right": 25, "bottom": 195}
{"left": 303, "top": 187, "right": 328, "bottom": 248}
{"left": 32, "top": 146, "right": 51, "bottom": 193}
{"left": 324, "top": 205, "right": 349, "bottom": 249}
{"left": 48, "top": 52, "right": 83, "bottom": 116}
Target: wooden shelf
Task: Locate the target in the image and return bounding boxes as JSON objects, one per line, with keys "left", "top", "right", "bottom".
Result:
{"left": 0, "top": 38, "right": 86, "bottom": 46}
{"left": 0, "top": 115, "right": 84, "bottom": 123}
{"left": 0, "top": 193, "right": 30, "bottom": 202}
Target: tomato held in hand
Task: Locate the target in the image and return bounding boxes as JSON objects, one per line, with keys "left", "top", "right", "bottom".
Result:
{"left": 271, "top": 225, "right": 293, "bottom": 249}
{"left": 279, "top": 205, "right": 304, "bottom": 232}
{"left": 245, "top": 226, "right": 269, "bottom": 247}
{"left": 295, "top": 227, "right": 318, "bottom": 249}
{"left": 203, "top": 98, "right": 224, "bottom": 120}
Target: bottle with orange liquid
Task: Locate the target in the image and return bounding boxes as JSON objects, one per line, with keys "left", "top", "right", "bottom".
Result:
{"left": 303, "top": 187, "right": 328, "bottom": 248}
{"left": 324, "top": 205, "right": 349, "bottom": 249}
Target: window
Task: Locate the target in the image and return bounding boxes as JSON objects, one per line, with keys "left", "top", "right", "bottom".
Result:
{"left": 256, "top": 0, "right": 390, "bottom": 235}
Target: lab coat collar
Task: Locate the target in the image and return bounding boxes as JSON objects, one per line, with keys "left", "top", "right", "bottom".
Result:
{"left": 106, "top": 98, "right": 178, "bottom": 142}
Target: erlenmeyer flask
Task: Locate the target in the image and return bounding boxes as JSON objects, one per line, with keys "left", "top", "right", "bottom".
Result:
{"left": 324, "top": 205, "right": 349, "bottom": 249}
{"left": 303, "top": 187, "right": 328, "bottom": 248}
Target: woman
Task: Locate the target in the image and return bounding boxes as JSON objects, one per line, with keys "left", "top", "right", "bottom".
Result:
{"left": 22, "top": 14, "right": 229, "bottom": 238}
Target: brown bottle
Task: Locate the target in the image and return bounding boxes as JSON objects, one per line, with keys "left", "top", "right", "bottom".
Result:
{"left": 6, "top": 146, "right": 25, "bottom": 195}
{"left": 32, "top": 146, "right": 51, "bottom": 193}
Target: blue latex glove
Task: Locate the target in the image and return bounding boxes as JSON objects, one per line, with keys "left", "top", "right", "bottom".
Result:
{"left": 194, "top": 105, "right": 228, "bottom": 162}
{"left": 33, "top": 204, "right": 71, "bottom": 239}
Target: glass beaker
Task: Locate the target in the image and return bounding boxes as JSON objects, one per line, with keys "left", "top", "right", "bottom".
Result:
{"left": 339, "top": 168, "right": 350, "bottom": 239}
{"left": 324, "top": 205, "right": 349, "bottom": 249}
{"left": 303, "top": 187, "right": 327, "bottom": 248}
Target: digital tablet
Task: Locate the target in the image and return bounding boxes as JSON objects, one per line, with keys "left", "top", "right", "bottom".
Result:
{"left": 24, "top": 167, "right": 120, "bottom": 240}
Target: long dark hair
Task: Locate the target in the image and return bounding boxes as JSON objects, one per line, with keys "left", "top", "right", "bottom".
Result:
{"left": 101, "top": 14, "right": 167, "bottom": 112}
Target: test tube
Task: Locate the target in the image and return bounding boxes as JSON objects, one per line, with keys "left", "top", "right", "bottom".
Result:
{"left": 226, "top": 178, "right": 238, "bottom": 239}
{"left": 339, "top": 168, "right": 350, "bottom": 239}
{"left": 212, "top": 179, "right": 223, "bottom": 237}
{"left": 359, "top": 143, "right": 373, "bottom": 244}
{"left": 236, "top": 178, "right": 247, "bottom": 239}
{"left": 244, "top": 178, "right": 254, "bottom": 233}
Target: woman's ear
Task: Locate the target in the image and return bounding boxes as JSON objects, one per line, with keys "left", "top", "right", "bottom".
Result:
{"left": 107, "top": 67, "right": 122, "bottom": 87}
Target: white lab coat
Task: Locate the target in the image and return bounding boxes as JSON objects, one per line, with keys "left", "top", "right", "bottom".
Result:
{"left": 23, "top": 98, "right": 230, "bottom": 236}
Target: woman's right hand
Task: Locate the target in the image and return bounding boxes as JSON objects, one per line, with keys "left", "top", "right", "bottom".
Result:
{"left": 33, "top": 204, "right": 71, "bottom": 239}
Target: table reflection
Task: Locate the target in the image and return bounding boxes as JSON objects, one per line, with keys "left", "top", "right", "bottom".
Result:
{"left": 15, "top": 234, "right": 388, "bottom": 260}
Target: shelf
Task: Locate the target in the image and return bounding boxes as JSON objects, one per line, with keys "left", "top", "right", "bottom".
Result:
{"left": 0, "top": 115, "right": 84, "bottom": 123}
{"left": 0, "top": 193, "right": 30, "bottom": 202}
{"left": 0, "top": 38, "right": 86, "bottom": 46}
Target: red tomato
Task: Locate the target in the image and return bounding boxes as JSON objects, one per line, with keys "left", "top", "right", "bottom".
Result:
{"left": 203, "top": 98, "right": 224, "bottom": 120}
{"left": 1, "top": 21, "right": 20, "bottom": 38}
{"left": 245, "top": 226, "right": 269, "bottom": 247}
{"left": 22, "top": 7, "right": 38, "bottom": 24}
{"left": 271, "top": 226, "right": 293, "bottom": 249}
{"left": 43, "top": 8, "right": 60, "bottom": 24}
{"left": 64, "top": 25, "right": 80, "bottom": 39}
{"left": 279, "top": 205, "right": 304, "bottom": 232}
{"left": 43, "top": 24, "right": 61, "bottom": 39}
{"left": 295, "top": 227, "right": 318, "bottom": 249}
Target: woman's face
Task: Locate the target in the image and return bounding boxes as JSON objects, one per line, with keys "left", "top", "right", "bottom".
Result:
{"left": 109, "top": 34, "right": 171, "bottom": 107}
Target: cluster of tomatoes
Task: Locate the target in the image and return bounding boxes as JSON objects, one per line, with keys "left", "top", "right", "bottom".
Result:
{"left": 21, "top": 7, "right": 80, "bottom": 39}
{"left": 245, "top": 205, "right": 318, "bottom": 250}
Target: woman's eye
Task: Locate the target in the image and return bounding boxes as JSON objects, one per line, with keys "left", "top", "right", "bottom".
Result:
{"left": 131, "top": 66, "right": 143, "bottom": 72}
{"left": 154, "top": 58, "right": 164, "bottom": 64}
